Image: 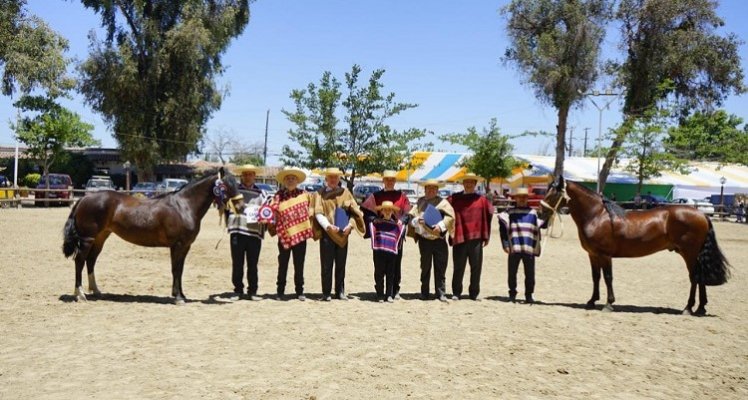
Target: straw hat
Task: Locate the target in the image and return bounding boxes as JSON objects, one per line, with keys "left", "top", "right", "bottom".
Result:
{"left": 375, "top": 200, "right": 400, "bottom": 212}
{"left": 323, "top": 167, "right": 345, "bottom": 177}
{"left": 234, "top": 164, "right": 261, "bottom": 174}
{"left": 458, "top": 172, "right": 483, "bottom": 183}
{"left": 382, "top": 170, "right": 398, "bottom": 179}
{"left": 421, "top": 179, "right": 445, "bottom": 188}
{"left": 276, "top": 167, "right": 306, "bottom": 183}
{"left": 513, "top": 187, "right": 529, "bottom": 196}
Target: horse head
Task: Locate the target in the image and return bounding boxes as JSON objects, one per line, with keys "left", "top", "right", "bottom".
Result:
{"left": 539, "top": 175, "right": 568, "bottom": 220}
{"left": 213, "top": 167, "right": 242, "bottom": 215}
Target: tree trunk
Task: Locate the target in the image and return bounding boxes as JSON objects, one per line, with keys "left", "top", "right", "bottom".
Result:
{"left": 553, "top": 105, "right": 570, "bottom": 178}
{"left": 598, "top": 117, "right": 633, "bottom": 193}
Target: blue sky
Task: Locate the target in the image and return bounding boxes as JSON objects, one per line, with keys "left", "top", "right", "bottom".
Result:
{"left": 1, "top": 0, "right": 747, "bottom": 165}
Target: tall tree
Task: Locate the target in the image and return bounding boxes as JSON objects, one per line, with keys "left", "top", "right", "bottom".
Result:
{"left": 502, "top": 0, "right": 610, "bottom": 177}
{"left": 78, "top": 0, "right": 251, "bottom": 180}
{"left": 0, "top": 0, "right": 74, "bottom": 98}
{"left": 441, "top": 118, "right": 519, "bottom": 188}
{"left": 14, "top": 96, "right": 98, "bottom": 187}
{"left": 282, "top": 65, "right": 427, "bottom": 189}
{"left": 666, "top": 110, "right": 748, "bottom": 165}
{"left": 598, "top": 0, "right": 745, "bottom": 191}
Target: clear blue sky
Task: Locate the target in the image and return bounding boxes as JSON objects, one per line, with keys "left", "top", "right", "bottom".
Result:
{"left": 1, "top": 0, "right": 747, "bottom": 165}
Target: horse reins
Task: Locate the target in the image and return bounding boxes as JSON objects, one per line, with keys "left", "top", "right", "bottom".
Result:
{"left": 539, "top": 187, "right": 570, "bottom": 244}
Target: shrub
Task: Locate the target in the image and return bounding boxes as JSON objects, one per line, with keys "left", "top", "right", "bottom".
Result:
{"left": 23, "top": 173, "right": 41, "bottom": 188}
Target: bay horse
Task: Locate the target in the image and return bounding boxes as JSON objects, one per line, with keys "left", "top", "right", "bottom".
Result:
{"left": 62, "top": 168, "right": 239, "bottom": 304}
{"left": 540, "top": 176, "right": 730, "bottom": 315}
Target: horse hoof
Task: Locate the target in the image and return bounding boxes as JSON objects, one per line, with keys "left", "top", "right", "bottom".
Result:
{"left": 175, "top": 297, "right": 186, "bottom": 306}
{"left": 74, "top": 287, "right": 87, "bottom": 302}
{"left": 90, "top": 289, "right": 102, "bottom": 297}
{"left": 681, "top": 308, "right": 693, "bottom": 316}
{"left": 602, "top": 304, "right": 614, "bottom": 313}
{"left": 585, "top": 302, "right": 596, "bottom": 310}
{"left": 694, "top": 307, "right": 706, "bottom": 316}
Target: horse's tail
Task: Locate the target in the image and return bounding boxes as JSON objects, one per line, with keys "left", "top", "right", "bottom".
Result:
{"left": 62, "top": 200, "right": 81, "bottom": 258}
{"left": 695, "top": 219, "right": 731, "bottom": 286}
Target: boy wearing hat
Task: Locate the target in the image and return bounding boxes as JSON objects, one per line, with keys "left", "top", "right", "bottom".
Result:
{"left": 498, "top": 187, "right": 546, "bottom": 303}
{"left": 369, "top": 201, "right": 406, "bottom": 302}
{"left": 228, "top": 164, "right": 268, "bottom": 300}
{"left": 360, "top": 170, "right": 412, "bottom": 300}
{"left": 312, "top": 167, "right": 365, "bottom": 301}
{"left": 269, "top": 167, "right": 314, "bottom": 301}
{"left": 448, "top": 172, "right": 493, "bottom": 301}
{"left": 408, "top": 179, "right": 455, "bottom": 302}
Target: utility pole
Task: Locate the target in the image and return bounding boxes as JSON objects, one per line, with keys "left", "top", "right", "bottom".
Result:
{"left": 583, "top": 127, "right": 590, "bottom": 157}
{"left": 567, "top": 126, "right": 574, "bottom": 156}
{"left": 263, "top": 109, "right": 269, "bottom": 165}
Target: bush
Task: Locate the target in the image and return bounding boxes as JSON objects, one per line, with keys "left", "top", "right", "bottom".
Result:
{"left": 23, "top": 173, "right": 41, "bottom": 188}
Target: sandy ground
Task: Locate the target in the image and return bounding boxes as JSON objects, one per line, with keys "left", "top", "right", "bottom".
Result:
{"left": 0, "top": 206, "right": 746, "bottom": 399}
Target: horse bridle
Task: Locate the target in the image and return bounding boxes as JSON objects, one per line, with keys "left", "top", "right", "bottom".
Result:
{"left": 539, "top": 185, "right": 570, "bottom": 240}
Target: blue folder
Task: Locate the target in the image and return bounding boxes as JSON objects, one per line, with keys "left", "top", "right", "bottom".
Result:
{"left": 334, "top": 207, "right": 349, "bottom": 231}
{"left": 423, "top": 203, "right": 443, "bottom": 227}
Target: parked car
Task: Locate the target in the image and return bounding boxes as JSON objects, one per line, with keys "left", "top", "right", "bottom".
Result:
{"left": 672, "top": 198, "right": 715, "bottom": 216}
{"left": 85, "top": 176, "right": 115, "bottom": 194}
{"left": 438, "top": 189, "right": 453, "bottom": 198}
{"left": 353, "top": 184, "right": 383, "bottom": 204}
{"left": 623, "top": 193, "right": 670, "bottom": 210}
{"left": 163, "top": 178, "right": 188, "bottom": 192}
{"left": 301, "top": 183, "right": 323, "bottom": 192}
{"left": 401, "top": 188, "right": 418, "bottom": 205}
{"left": 0, "top": 174, "right": 8, "bottom": 187}
{"left": 35, "top": 173, "right": 73, "bottom": 206}
{"left": 255, "top": 183, "right": 277, "bottom": 198}
{"left": 131, "top": 182, "right": 162, "bottom": 198}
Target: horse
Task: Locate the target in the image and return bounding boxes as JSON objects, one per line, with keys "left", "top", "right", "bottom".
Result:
{"left": 540, "top": 176, "right": 730, "bottom": 315}
{"left": 62, "top": 168, "right": 240, "bottom": 304}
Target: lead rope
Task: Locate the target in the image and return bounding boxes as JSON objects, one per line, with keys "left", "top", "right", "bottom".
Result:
{"left": 538, "top": 189, "right": 569, "bottom": 256}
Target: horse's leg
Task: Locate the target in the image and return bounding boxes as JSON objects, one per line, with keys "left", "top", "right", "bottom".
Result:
{"left": 601, "top": 257, "right": 615, "bottom": 312}
{"left": 74, "top": 237, "right": 94, "bottom": 302}
{"left": 695, "top": 282, "right": 708, "bottom": 316}
{"left": 170, "top": 244, "right": 191, "bottom": 305}
{"left": 85, "top": 232, "right": 111, "bottom": 296}
{"left": 586, "top": 254, "right": 601, "bottom": 310}
{"left": 680, "top": 250, "right": 699, "bottom": 315}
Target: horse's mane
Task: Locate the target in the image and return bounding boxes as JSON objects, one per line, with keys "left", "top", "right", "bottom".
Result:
{"left": 568, "top": 180, "right": 626, "bottom": 219}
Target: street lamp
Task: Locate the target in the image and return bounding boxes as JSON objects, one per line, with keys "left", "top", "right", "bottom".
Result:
{"left": 580, "top": 89, "right": 620, "bottom": 193}
{"left": 124, "top": 161, "right": 131, "bottom": 192}
{"left": 719, "top": 176, "right": 726, "bottom": 217}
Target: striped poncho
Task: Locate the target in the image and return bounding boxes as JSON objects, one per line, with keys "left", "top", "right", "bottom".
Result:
{"left": 498, "top": 207, "right": 545, "bottom": 256}
{"left": 369, "top": 218, "right": 406, "bottom": 255}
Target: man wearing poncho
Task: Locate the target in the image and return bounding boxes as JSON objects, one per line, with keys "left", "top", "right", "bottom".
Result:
{"left": 312, "top": 168, "right": 365, "bottom": 301}
{"left": 448, "top": 172, "right": 493, "bottom": 301}
{"left": 408, "top": 179, "right": 455, "bottom": 302}
{"left": 361, "top": 170, "right": 412, "bottom": 300}
{"left": 269, "top": 167, "right": 314, "bottom": 301}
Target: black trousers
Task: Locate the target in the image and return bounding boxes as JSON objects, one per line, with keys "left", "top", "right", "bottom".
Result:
{"left": 452, "top": 239, "right": 483, "bottom": 298}
{"left": 277, "top": 240, "right": 306, "bottom": 296}
{"left": 372, "top": 245, "right": 403, "bottom": 296}
{"left": 418, "top": 238, "right": 448, "bottom": 297}
{"left": 319, "top": 232, "right": 348, "bottom": 297}
{"left": 231, "top": 234, "right": 262, "bottom": 295}
{"left": 507, "top": 253, "right": 535, "bottom": 297}
{"left": 373, "top": 250, "right": 398, "bottom": 298}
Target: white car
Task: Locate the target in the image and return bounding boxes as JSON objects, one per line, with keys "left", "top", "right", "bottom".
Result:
{"left": 401, "top": 188, "right": 418, "bottom": 205}
{"left": 672, "top": 198, "right": 715, "bottom": 216}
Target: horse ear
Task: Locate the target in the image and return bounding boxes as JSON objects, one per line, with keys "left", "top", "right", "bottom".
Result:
{"left": 557, "top": 175, "right": 565, "bottom": 189}
{"left": 219, "top": 167, "right": 225, "bottom": 179}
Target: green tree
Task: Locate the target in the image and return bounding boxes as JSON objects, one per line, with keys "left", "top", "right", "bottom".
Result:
{"left": 441, "top": 118, "right": 519, "bottom": 188}
{"left": 14, "top": 97, "right": 98, "bottom": 189}
{"left": 502, "top": 0, "right": 610, "bottom": 177}
{"left": 617, "top": 110, "right": 687, "bottom": 193}
{"left": 666, "top": 110, "right": 748, "bottom": 165}
{"left": 0, "top": 0, "right": 74, "bottom": 98}
{"left": 598, "top": 0, "right": 745, "bottom": 191}
{"left": 78, "top": 0, "right": 251, "bottom": 181}
{"left": 282, "top": 65, "right": 427, "bottom": 189}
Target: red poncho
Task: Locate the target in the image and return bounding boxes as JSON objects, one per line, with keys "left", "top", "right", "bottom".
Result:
{"left": 448, "top": 192, "right": 493, "bottom": 246}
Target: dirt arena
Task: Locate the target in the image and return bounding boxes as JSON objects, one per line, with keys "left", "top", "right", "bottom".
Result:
{"left": 1, "top": 206, "right": 746, "bottom": 399}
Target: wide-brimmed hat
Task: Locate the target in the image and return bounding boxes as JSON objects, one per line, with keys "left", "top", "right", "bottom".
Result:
{"left": 323, "top": 167, "right": 345, "bottom": 177}
{"left": 375, "top": 200, "right": 400, "bottom": 212}
{"left": 276, "top": 167, "right": 306, "bottom": 183}
{"left": 458, "top": 172, "right": 483, "bottom": 183}
{"left": 421, "top": 179, "right": 445, "bottom": 188}
{"left": 382, "top": 170, "right": 398, "bottom": 179}
{"left": 513, "top": 187, "right": 529, "bottom": 196}
{"left": 234, "top": 164, "right": 262, "bottom": 174}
